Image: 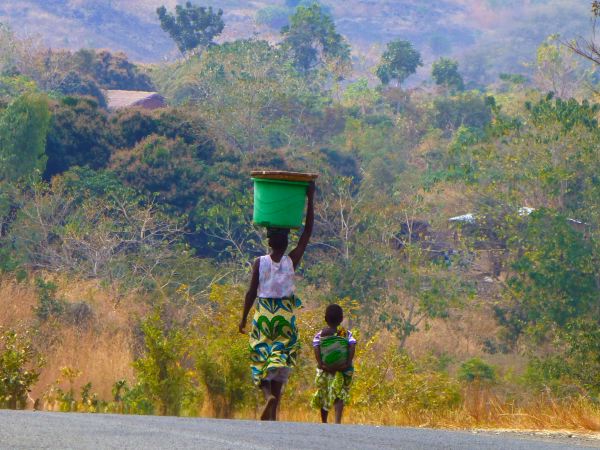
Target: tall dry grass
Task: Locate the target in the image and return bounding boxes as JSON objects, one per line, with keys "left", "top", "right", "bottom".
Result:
{"left": 0, "top": 275, "right": 142, "bottom": 403}
{"left": 1, "top": 275, "right": 599, "bottom": 432}
{"left": 274, "top": 396, "right": 600, "bottom": 432}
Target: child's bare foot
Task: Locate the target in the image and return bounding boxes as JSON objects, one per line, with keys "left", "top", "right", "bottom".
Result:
{"left": 261, "top": 395, "right": 277, "bottom": 421}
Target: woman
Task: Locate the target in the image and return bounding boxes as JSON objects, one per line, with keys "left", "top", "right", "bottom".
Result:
{"left": 239, "top": 181, "right": 315, "bottom": 420}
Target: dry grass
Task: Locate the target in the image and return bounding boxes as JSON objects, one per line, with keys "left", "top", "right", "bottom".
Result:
{"left": 274, "top": 397, "right": 600, "bottom": 432}
{"left": 33, "top": 328, "right": 135, "bottom": 402}
{"left": 1, "top": 275, "right": 599, "bottom": 432}
{"left": 0, "top": 275, "right": 38, "bottom": 325}
{"left": 0, "top": 275, "right": 143, "bottom": 404}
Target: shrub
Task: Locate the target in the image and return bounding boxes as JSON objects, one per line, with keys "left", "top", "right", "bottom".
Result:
{"left": 133, "top": 309, "right": 198, "bottom": 416}
{"left": 34, "top": 278, "right": 65, "bottom": 321}
{"left": 351, "top": 335, "right": 461, "bottom": 412}
{"left": 110, "top": 379, "right": 155, "bottom": 415}
{"left": 458, "top": 358, "right": 497, "bottom": 384}
{"left": 0, "top": 328, "right": 43, "bottom": 409}
{"left": 194, "top": 285, "right": 253, "bottom": 418}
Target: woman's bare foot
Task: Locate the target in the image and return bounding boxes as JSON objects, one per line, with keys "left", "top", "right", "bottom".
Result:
{"left": 261, "top": 395, "right": 277, "bottom": 421}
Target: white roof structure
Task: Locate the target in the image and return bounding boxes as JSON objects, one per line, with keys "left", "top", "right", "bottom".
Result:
{"left": 105, "top": 90, "right": 166, "bottom": 111}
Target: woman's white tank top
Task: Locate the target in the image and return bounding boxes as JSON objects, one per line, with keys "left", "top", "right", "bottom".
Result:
{"left": 257, "top": 255, "right": 295, "bottom": 298}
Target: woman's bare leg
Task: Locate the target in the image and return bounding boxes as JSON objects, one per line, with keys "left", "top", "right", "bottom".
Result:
{"left": 260, "top": 381, "right": 275, "bottom": 421}
{"left": 270, "top": 380, "right": 283, "bottom": 421}
{"left": 334, "top": 399, "right": 344, "bottom": 424}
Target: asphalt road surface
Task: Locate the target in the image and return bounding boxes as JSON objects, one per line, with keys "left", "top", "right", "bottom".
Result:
{"left": 0, "top": 411, "right": 598, "bottom": 450}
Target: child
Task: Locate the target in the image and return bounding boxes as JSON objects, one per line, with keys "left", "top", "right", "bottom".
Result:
{"left": 311, "top": 304, "right": 356, "bottom": 424}
{"left": 239, "top": 181, "right": 315, "bottom": 421}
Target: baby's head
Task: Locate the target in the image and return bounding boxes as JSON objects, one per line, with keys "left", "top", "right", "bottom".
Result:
{"left": 325, "top": 304, "right": 344, "bottom": 328}
{"left": 267, "top": 227, "right": 289, "bottom": 251}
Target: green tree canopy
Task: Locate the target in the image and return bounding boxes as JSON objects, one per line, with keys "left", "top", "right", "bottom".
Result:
{"left": 432, "top": 57, "right": 464, "bottom": 92}
{"left": 157, "top": 3, "right": 224, "bottom": 55}
{"left": 44, "top": 97, "right": 113, "bottom": 179}
{"left": 70, "top": 49, "right": 154, "bottom": 91}
{"left": 0, "top": 93, "right": 51, "bottom": 182}
{"left": 281, "top": 3, "right": 350, "bottom": 76}
{"left": 110, "top": 134, "right": 208, "bottom": 212}
{"left": 376, "top": 40, "right": 422, "bottom": 86}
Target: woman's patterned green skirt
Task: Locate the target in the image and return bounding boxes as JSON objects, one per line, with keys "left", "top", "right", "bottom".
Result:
{"left": 249, "top": 296, "right": 301, "bottom": 386}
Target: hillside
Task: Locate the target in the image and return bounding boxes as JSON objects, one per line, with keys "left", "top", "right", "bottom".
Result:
{"left": 0, "top": 0, "right": 598, "bottom": 432}
{"left": 0, "top": 0, "right": 592, "bottom": 81}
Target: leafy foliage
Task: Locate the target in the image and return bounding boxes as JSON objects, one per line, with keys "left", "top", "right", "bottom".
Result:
{"left": 133, "top": 309, "right": 197, "bottom": 416}
{"left": 34, "top": 278, "right": 65, "bottom": 321}
{"left": 0, "top": 328, "right": 42, "bottom": 409}
{"left": 44, "top": 97, "right": 113, "bottom": 179}
{"left": 432, "top": 58, "right": 464, "bottom": 92}
{"left": 376, "top": 40, "right": 423, "bottom": 86}
{"left": 0, "top": 93, "right": 51, "bottom": 182}
{"left": 194, "top": 285, "right": 253, "bottom": 418}
{"left": 433, "top": 92, "right": 493, "bottom": 133}
{"left": 69, "top": 49, "right": 154, "bottom": 91}
{"left": 157, "top": 3, "right": 224, "bottom": 55}
{"left": 281, "top": 3, "right": 351, "bottom": 76}
{"left": 458, "top": 358, "right": 496, "bottom": 383}
{"left": 110, "top": 135, "right": 207, "bottom": 212}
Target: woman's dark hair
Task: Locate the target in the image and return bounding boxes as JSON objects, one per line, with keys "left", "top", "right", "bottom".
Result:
{"left": 267, "top": 227, "right": 289, "bottom": 251}
{"left": 325, "top": 304, "right": 344, "bottom": 327}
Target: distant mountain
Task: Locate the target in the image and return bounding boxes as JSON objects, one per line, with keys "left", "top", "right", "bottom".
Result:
{"left": 0, "top": 0, "right": 592, "bottom": 82}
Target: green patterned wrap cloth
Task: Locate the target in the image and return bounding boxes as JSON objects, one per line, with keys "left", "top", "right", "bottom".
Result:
{"left": 319, "top": 335, "right": 350, "bottom": 366}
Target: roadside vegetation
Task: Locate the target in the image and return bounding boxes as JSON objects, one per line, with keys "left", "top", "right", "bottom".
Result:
{"left": 0, "top": 2, "right": 598, "bottom": 431}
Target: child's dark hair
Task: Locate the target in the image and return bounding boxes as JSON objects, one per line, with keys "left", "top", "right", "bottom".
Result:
{"left": 325, "top": 304, "right": 343, "bottom": 327}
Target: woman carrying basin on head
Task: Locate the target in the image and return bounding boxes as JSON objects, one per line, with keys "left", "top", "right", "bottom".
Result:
{"left": 239, "top": 181, "right": 315, "bottom": 421}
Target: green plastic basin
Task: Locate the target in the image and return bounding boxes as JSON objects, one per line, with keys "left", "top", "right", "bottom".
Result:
{"left": 252, "top": 177, "right": 308, "bottom": 229}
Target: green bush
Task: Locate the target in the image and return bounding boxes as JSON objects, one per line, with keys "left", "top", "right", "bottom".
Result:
{"left": 0, "top": 328, "right": 43, "bottom": 409}
{"left": 458, "top": 358, "right": 497, "bottom": 383}
{"left": 194, "top": 285, "right": 253, "bottom": 418}
{"left": 133, "top": 309, "right": 199, "bottom": 416}
{"left": 352, "top": 337, "right": 461, "bottom": 411}
{"left": 34, "top": 278, "right": 65, "bottom": 321}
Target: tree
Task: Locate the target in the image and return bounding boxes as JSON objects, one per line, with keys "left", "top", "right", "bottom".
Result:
{"left": 376, "top": 40, "right": 422, "bottom": 86}
{"left": 0, "top": 93, "right": 51, "bottom": 183}
{"left": 433, "top": 92, "right": 493, "bottom": 133}
{"left": 154, "top": 39, "right": 315, "bottom": 152}
{"left": 6, "top": 169, "right": 187, "bottom": 293}
{"left": 156, "top": 3, "right": 224, "bottom": 55}
{"left": 566, "top": 1, "right": 600, "bottom": 66}
{"left": 71, "top": 49, "right": 154, "bottom": 91}
{"left": 432, "top": 57, "right": 464, "bottom": 92}
{"left": 44, "top": 97, "right": 113, "bottom": 179}
{"left": 535, "top": 35, "right": 588, "bottom": 98}
{"left": 110, "top": 134, "right": 208, "bottom": 212}
{"left": 281, "top": 3, "right": 350, "bottom": 76}
{"left": 53, "top": 71, "right": 106, "bottom": 107}
{"left": 342, "top": 78, "right": 380, "bottom": 114}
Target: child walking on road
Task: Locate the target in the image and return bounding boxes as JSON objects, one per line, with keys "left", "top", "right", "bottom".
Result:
{"left": 311, "top": 304, "right": 356, "bottom": 424}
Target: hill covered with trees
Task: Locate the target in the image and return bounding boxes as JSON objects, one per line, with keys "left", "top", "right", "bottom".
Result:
{"left": 0, "top": 0, "right": 598, "bottom": 429}
{"left": 0, "top": 0, "right": 593, "bottom": 84}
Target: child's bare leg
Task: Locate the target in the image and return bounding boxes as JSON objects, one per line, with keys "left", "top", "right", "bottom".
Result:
{"left": 320, "top": 408, "right": 328, "bottom": 423}
{"left": 259, "top": 380, "right": 276, "bottom": 421}
{"left": 270, "top": 381, "right": 284, "bottom": 421}
{"left": 334, "top": 399, "right": 344, "bottom": 424}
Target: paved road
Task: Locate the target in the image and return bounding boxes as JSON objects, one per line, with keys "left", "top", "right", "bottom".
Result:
{"left": 0, "top": 411, "right": 598, "bottom": 449}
